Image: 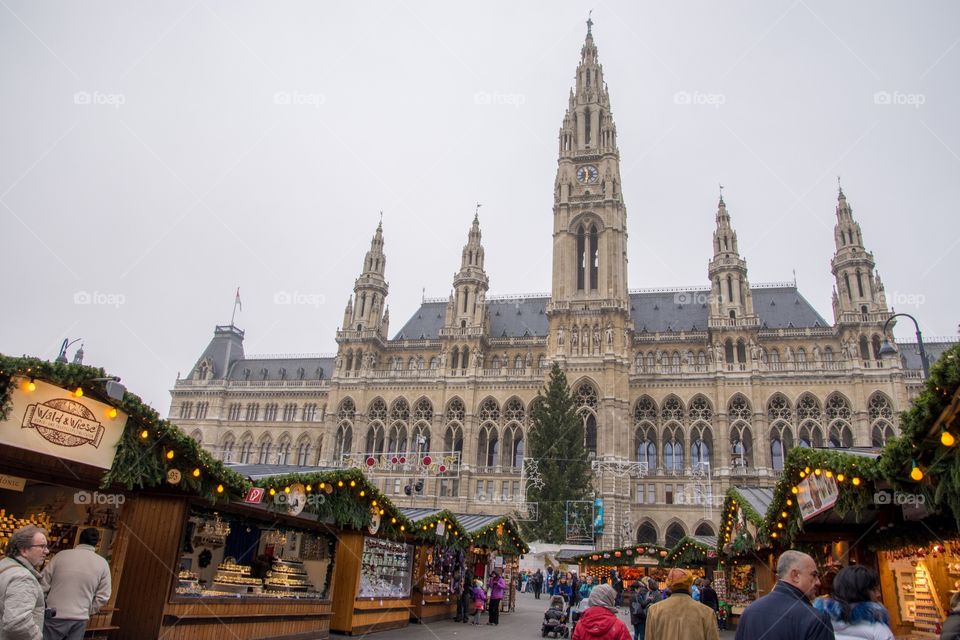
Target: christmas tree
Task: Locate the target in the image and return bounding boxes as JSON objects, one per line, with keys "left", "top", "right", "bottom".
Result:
{"left": 525, "top": 363, "right": 593, "bottom": 543}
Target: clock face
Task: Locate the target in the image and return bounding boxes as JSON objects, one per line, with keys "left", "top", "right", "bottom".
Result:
{"left": 576, "top": 165, "right": 599, "bottom": 184}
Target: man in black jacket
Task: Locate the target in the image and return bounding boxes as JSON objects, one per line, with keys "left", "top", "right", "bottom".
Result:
{"left": 735, "top": 550, "right": 834, "bottom": 640}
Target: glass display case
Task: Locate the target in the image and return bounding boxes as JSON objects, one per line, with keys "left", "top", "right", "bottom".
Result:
{"left": 358, "top": 537, "right": 412, "bottom": 599}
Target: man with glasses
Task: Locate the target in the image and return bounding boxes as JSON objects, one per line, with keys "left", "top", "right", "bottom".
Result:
{"left": 0, "top": 525, "right": 49, "bottom": 640}
{"left": 735, "top": 550, "right": 834, "bottom": 640}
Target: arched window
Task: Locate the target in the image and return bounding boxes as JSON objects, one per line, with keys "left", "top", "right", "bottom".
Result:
{"left": 446, "top": 398, "right": 466, "bottom": 422}
{"left": 635, "top": 425, "right": 657, "bottom": 469}
{"left": 257, "top": 435, "right": 273, "bottom": 465}
{"left": 589, "top": 225, "right": 599, "bottom": 290}
{"left": 478, "top": 398, "right": 500, "bottom": 423}
{"left": 636, "top": 521, "right": 658, "bottom": 544}
{"left": 584, "top": 413, "right": 597, "bottom": 456}
{"left": 239, "top": 434, "right": 254, "bottom": 464}
{"left": 503, "top": 425, "right": 525, "bottom": 469}
{"left": 695, "top": 522, "right": 715, "bottom": 537}
{"left": 725, "top": 339, "right": 735, "bottom": 364}
{"left": 295, "top": 435, "right": 311, "bottom": 466}
{"left": 872, "top": 335, "right": 883, "bottom": 361}
{"left": 413, "top": 398, "right": 433, "bottom": 422}
{"left": 691, "top": 425, "right": 712, "bottom": 471}
{"left": 477, "top": 425, "right": 499, "bottom": 468}
{"left": 860, "top": 336, "right": 870, "bottom": 362}
{"left": 730, "top": 424, "right": 752, "bottom": 468}
{"left": 444, "top": 424, "right": 464, "bottom": 455}
{"left": 451, "top": 347, "right": 460, "bottom": 370}
{"left": 662, "top": 425, "right": 684, "bottom": 474}
{"left": 872, "top": 422, "right": 896, "bottom": 447}
{"left": 665, "top": 522, "right": 686, "bottom": 549}
{"left": 221, "top": 433, "right": 236, "bottom": 463}
{"left": 411, "top": 423, "right": 430, "bottom": 455}
{"left": 825, "top": 394, "right": 853, "bottom": 448}
{"left": 365, "top": 423, "right": 385, "bottom": 455}
{"left": 576, "top": 224, "right": 586, "bottom": 291}
{"left": 276, "top": 436, "right": 291, "bottom": 465}
{"left": 504, "top": 398, "right": 525, "bottom": 423}
{"left": 661, "top": 396, "right": 684, "bottom": 423}
{"left": 387, "top": 423, "right": 407, "bottom": 455}
{"left": 575, "top": 382, "right": 599, "bottom": 456}
{"left": 736, "top": 339, "right": 747, "bottom": 363}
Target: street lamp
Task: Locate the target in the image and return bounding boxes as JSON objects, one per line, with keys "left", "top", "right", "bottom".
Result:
{"left": 879, "top": 313, "right": 929, "bottom": 378}
{"left": 55, "top": 338, "right": 83, "bottom": 364}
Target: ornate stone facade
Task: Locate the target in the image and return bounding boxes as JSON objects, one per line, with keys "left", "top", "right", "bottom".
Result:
{"left": 169, "top": 24, "right": 952, "bottom": 548}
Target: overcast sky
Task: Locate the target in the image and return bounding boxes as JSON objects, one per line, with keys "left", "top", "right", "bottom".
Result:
{"left": 2, "top": 1, "right": 958, "bottom": 415}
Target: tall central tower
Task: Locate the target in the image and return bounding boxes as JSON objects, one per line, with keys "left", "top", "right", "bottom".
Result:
{"left": 548, "top": 19, "right": 631, "bottom": 360}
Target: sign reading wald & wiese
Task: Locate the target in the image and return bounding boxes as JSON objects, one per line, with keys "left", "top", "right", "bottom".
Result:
{"left": 1, "top": 378, "right": 127, "bottom": 469}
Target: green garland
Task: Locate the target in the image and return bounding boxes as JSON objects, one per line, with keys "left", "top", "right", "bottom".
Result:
{"left": 0, "top": 355, "right": 249, "bottom": 502}
{"left": 717, "top": 487, "right": 768, "bottom": 554}
{"left": 877, "top": 344, "right": 960, "bottom": 527}
{"left": 664, "top": 535, "right": 716, "bottom": 567}
{"left": 467, "top": 515, "right": 529, "bottom": 555}
{"left": 764, "top": 448, "right": 881, "bottom": 547}
{"left": 574, "top": 543, "right": 669, "bottom": 565}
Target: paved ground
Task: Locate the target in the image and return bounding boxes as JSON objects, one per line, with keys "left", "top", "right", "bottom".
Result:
{"left": 343, "top": 591, "right": 736, "bottom": 639}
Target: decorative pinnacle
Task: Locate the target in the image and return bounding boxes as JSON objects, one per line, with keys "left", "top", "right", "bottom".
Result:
{"left": 837, "top": 175, "right": 844, "bottom": 197}
{"left": 718, "top": 183, "right": 725, "bottom": 205}
{"left": 474, "top": 202, "right": 482, "bottom": 223}
{"left": 587, "top": 10, "right": 593, "bottom": 36}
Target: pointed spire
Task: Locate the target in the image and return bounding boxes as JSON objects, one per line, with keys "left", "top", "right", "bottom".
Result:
{"left": 586, "top": 10, "right": 593, "bottom": 37}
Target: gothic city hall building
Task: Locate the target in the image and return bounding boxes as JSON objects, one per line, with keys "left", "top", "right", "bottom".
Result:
{"left": 170, "top": 25, "right": 948, "bottom": 549}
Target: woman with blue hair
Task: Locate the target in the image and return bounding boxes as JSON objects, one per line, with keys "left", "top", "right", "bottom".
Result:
{"left": 813, "top": 565, "right": 893, "bottom": 640}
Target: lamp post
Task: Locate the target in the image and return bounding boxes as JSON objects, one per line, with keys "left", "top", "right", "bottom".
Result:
{"left": 879, "top": 313, "right": 929, "bottom": 378}
{"left": 55, "top": 338, "right": 83, "bottom": 364}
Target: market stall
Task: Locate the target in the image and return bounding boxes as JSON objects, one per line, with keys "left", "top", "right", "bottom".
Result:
{"left": 760, "top": 344, "right": 960, "bottom": 637}
{"left": 715, "top": 487, "right": 776, "bottom": 626}
{"left": 0, "top": 355, "right": 254, "bottom": 639}
{"left": 456, "top": 513, "right": 529, "bottom": 614}
{"left": 573, "top": 543, "right": 670, "bottom": 587}
{"left": 399, "top": 508, "right": 468, "bottom": 623}
{"left": 664, "top": 535, "right": 718, "bottom": 574}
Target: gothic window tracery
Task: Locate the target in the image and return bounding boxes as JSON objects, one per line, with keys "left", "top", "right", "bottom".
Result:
{"left": 412, "top": 423, "right": 431, "bottom": 453}
{"left": 220, "top": 433, "right": 236, "bottom": 463}
{"left": 636, "top": 521, "right": 658, "bottom": 544}
{"left": 826, "top": 393, "right": 853, "bottom": 448}
{"left": 504, "top": 398, "right": 525, "bottom": 423}
{"left": 295, "top": 434, "right": 312, "bottom": 466}
{"left": 276, "top": 435, "right": 291, "bottom": 465}
{"left": 477, "top": 424, "right": 499, "bottom": 468}
{"left": 665, "top": 522, "right": 686, "bottom": 548}
{"left": 446, "top": 398, "right": 466, "bottom": 422}
{"left": 479, "top": 398, "right": 501, "bottom": 423}
{"left": 390, "top": 398, "right": 410, "bottom": 421}
{"left": 365, "top": 423, "right": 385, "bottom": 455}
{"left": 730, "top": 423, "right": 752, "bottom": 468}
{"left": 661, "top": 396, "right": 684, "bottom": 423}
{"left": 368, "top": 398, "right": 387, "bottom": 421}
{"left": 728, "top": 396, "right": 752, "bottom": 423}
{"left": 337, "top": 398, "right": 356, "bottom": 421}
{"left": 239, "top": 433, "right": 254, "bottom": 464}
{"left": 413, "top": 398, "right": 434, "bottom": 421}
{"left": 502, "top": 424, "right": 525, "bottom": 470}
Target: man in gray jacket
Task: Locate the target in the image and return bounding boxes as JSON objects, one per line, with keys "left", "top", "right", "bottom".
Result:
{"left": 41, "top": 529, "right": 111, "bottom": 640}
{"left": 0, "top": 525, "right": 48, "bottom": 640}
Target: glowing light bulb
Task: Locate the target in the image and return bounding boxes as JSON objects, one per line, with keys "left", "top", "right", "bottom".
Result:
{"left": 942, "top": 431, "right": 956, "bottom": 447}
{"left": 910, "top": 464, "right": 924, "bottom": 481}
{"left": 74, "top": 387, "right": 84, "bottom": 397}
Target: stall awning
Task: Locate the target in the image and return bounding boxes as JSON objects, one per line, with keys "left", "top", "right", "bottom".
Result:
{"left": 453, "top": 513, "right": 529, "bottom": 555}
{"left": 665, "top": 535, "right": 718, "bottom": 566}
{"left": 227, "top": 463, "right": 341, "bottom": 479}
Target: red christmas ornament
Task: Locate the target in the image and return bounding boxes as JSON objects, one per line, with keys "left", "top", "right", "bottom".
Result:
{"left": 422, "top": 455, "right": 432, "bottom": 466}
{"left": 391, "top": 456, "right": 399, "bottom": 464}
{"left": 366, "top": 457, "right": 376, "bottom": 466}
{"left": 438, "top": 464, "right": 447, "bottom": 473}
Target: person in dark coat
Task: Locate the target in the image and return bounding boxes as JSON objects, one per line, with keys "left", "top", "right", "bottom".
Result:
{"left": 628, "top": 580, "right": 650, "bottom": 640}
{"left": 532, "top": 569, "right": 544, "bottom": 600}
{"left": 611, "top": 569, "right": 625, "bottom": 607}
{"left": 455, "top": 568, "right": 472, "bottom": 623}
{"left": 735, "top": 550, "right": 835, "bottom": 640}
{"left": 942, "top": 591, "right": 960, "bottom": 640}
{"left": 700, "top": 578, "right": 720, "bottom": 617}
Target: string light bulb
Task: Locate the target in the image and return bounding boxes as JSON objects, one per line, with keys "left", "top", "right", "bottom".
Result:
{"left": 192, "top": 468, "right": 200, "bottom": 477}
{"left": 942, "top": 430, "right": 956, "bottom": 447}
{"left": 107, "top": 408, "right": 118, "bottom": 419}
{"left": 74, "top": 387, "right": 83, "bottom": 397}
{"left": 165, "top": 450, "right": 174, "bottom": 460}
{"left": 140, "top": 429, "right": 149, "bottom": 439}
{"left": 852, "top": 477, "right": 861, "bottom": 486}
{"left": 910, "top": 461, "right": 924, "bottom": 482}
{"left": 216, "top": 484, "right": 224, "bottom": 493}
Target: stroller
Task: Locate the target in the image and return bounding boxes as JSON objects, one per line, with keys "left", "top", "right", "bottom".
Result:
{"left": 569, "top": 598, "right": 590, "bottom": 634}
{"left": 542, "top": 595, "right": 569, "bottom": 638}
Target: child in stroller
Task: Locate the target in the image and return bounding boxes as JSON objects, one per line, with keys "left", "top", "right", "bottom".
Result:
{"left": 542, "top": 595, "right": 569, "bottom": 637}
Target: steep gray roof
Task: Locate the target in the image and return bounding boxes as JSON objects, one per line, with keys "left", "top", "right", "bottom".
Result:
{"left": 898, "top": 340, "right": 958, "bottom": 371}
{"left": 630, "top": 286, "right": 828, "bottom": 333}
{"left": 225, "top": 356, "right": 335, "bottom": 381}
{"left": 731, "top": 486, "right": 774, "bottom": 518}
{"left": 394, "top": 285, "right": 828, "bottom": 340}
{"left": 190, "top": 325, "right": 245, "bottom": 380}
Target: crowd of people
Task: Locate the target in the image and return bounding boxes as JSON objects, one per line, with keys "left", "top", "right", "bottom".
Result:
{"left": 0, "top": 524, "right": 112, "bottom": 640}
